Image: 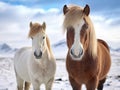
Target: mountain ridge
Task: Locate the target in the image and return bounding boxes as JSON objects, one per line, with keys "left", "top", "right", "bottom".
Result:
{"left": 0, "top": 41, "right": 120, "bottom": 54}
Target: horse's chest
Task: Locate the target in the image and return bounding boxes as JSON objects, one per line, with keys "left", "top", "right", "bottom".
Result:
{"left": 30, "top": 60, "right": 56, "bottom": 82}
{"left": 66, "top": 59, "right": 98, "bottom": 82}
{"left": 39, "top": 66, "right": 53, "bottom": 77}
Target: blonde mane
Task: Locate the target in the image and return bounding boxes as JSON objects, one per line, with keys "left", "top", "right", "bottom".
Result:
{"left": 63, "top": 5, "right": 84, "bottom": 32}
{"left": 46, "top": 35, "right": 54, "bottom": 58}
{"left": 84, "top": 16, "right": 97, "bottom": 58}
{"left": 28, "top": 23, "right": 44, "bottom": 38}
{"left": 63, "top": 5, "right": 97, "bottom": 58}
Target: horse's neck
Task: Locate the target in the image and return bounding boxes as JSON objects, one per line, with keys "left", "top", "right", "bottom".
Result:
{"left": 83, "top": 50, "right": 97, "bottom": 61}
{"left": 45, "top": 40, "right": 54, "bottom": 60}
{"left": 41, "top": 45, "right": 53, "bottom": 61}
{"left": 43, "top": 48, "right": 51, "bottom": 60}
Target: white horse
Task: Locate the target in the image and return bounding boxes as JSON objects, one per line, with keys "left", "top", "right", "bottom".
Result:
{"left": 14, "top": 22, "right": 56, "bottom": 90}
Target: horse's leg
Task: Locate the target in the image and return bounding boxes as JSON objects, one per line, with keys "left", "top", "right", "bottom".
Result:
{"left": 33, "top": 84, "right": 40, "bottom": 90}
{"left": 33, "top": 86, "right": 40, "bottom": 90}
{"left": 69, "top": 76, "right": 81, "bottom": 90}
{"left": 86, "top": 77, "right": 98, "bottom": 90}
{"left": 97, "top": 78, "right": 106, "bottom": 90}
{"left": 32, "top": 81, "right": 40, "bottom": 90}
{"left": 45, "top": 77, "right": 54, "bottom": 90}
{"left": 16, "top": 74, "right": 24, "bottom": 90}
{"left": 24, "top": 81, "right": 31, "bottom": 90}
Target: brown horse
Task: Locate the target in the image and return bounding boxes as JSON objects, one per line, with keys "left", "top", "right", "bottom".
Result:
{"left": 63, "top": 4, "right": 111, "bottom": 90}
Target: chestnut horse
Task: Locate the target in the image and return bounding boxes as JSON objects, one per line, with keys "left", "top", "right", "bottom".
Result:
{"left": 14, "top": 22, "right": 56, "bottom": 90}
{"left": 63, "top": 4, "right": 111, "bottom": 90}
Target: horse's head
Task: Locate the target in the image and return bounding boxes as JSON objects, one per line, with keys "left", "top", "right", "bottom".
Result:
{"left": 63, "top": 4, "right": 97, "bottom": 61}
{"left": 28, "top": 22, "right": 46, "bottom": 59}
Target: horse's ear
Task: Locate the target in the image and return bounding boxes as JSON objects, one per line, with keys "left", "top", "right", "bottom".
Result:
{"left": 63, "top": 5, "right": 69, "bottom": 15}
{"left": 42, "top": 22, "right": 46, "bottom": 30}
{"left": 83, "top": 4, "right": 90, "bottom": 16}
{"left": 30, "top": 22, "right": 32, "bottom": 28}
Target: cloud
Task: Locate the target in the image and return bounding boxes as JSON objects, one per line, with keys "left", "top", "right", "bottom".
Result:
{"left": 0, "top": 2, "right": 31, "bottom": 30}
{"left": 90, "top": 15, "right": 120, "bottom": 43}
{"left": 0, "top": 1, "right": 64, "bottom": 45}
{"left": 0, "top": 0, "right": 67, "bottom": 9}
{"left": 0, "top": 1, "right": 120, "bottom": 48}
{"left": 0, "top": 2, "right": 62, "bottom": 32}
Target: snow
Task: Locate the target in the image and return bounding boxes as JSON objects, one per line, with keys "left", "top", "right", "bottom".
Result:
{"left": 0, "top": 42, "right": 120, "bottom": 90}
{"left": 0, "top": 1, "right": 120, "bottom": 89}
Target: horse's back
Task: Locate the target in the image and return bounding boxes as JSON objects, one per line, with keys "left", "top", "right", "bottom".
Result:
{"left": 14, "top": 47, "right": 32, "bottom": 82}
{"left": 97, "top": 39, "right": 111, "bottom": 79}
{"left": 97, "top": 39, "right": 110, "bottom": 51}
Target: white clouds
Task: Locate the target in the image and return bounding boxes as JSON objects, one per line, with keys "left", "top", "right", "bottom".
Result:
{"left": 0, "top": 1, "right": 64, "bottom": 47}
{"left": 0, "top": 2, "right": 62, "bottom": 32}
{"left": 0, "top": 1, "right": 120, "bottom": 49}
{"left": 47, "top": 8, "right": 60, "bottom": 13}
{"left": 91, "top": 15, "right": 120, "bottom": 43}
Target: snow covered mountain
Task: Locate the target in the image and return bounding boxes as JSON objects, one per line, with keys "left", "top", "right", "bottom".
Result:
{"left": 0, "top": 43, "right": 11, "bottom": 52}
{"left": 52, "top": 39, "right": 68, "bottom": 59}
{"left": 0, "top": 40, "right": 120, "bottom": 58}
{"left": 0, "top": 43, "right": 17, "bottom": 53}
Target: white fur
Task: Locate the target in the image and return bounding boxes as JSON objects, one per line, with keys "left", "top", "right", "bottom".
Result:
{"left": 14, "top": 32, "right": 56, "bottom": 90}
{"left": 70, "top": 19, "right": 85, "bottom": 61}
{"left": 32, "top": 33, "right": 46, "bottom": 56}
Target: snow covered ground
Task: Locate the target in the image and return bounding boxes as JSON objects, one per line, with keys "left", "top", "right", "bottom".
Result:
{"left": 0, "top": 42, "right": 120, "bottom": 90}
{"left": 0, "top": 1, "right": 120, "bottom": 90}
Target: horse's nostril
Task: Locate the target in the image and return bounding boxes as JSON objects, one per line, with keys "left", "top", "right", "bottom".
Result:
{"left": 80, "top": 50, "right": 83, "bottom": 55}
{"left": 34, "top": 51, "right": 42, "bottom": 59}
{"left": 70, "top": 49, "right": 74, "bottom": 56}
{"left": 34, "top": 51, "right": 37, "bottom": 57}
{"left": 40, "top": 51, "right": 42, "bottom": 57}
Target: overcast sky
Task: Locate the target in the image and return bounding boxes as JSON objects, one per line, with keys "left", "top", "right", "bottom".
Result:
{"left": 1, "top": 0, "right": 120, "bottom": 12}
{"left": 0, "top": 0, "right": 120, "bottom": 48}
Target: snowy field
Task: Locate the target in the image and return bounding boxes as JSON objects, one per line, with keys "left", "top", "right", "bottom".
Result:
{"left": 0, "top": 43, "right": 120, "bottom": 90}
{"left": 0, "top": 1, "right": 120, "bottom": 90}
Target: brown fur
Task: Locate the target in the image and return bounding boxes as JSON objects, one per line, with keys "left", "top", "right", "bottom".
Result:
{"left": 63, "top": 4, "right": 111, "bottom": 90}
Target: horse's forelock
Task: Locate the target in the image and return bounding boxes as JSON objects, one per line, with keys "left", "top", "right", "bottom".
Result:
{"left": 63, "top": 6, "right": 84, "bottom": 33}
{"left": 28, "top": 23, "right": 45, "bottom": 38}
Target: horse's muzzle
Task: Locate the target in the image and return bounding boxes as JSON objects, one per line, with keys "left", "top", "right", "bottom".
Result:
{"left": 70, "top": 49, "right": 83, "bottom": 59}
{"left": 34, "top": 51, "right": 42, "bottom": 59}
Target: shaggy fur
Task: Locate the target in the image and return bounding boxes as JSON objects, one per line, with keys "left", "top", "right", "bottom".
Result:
{"left": 63, "top": 4, "right": 111, "bottom": 90}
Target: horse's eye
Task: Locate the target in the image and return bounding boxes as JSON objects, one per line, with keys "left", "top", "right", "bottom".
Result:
{"left": 43, "top": 36, "right": 45, "bottom": 39}
{"left": 82, "top": 24, "right": 88, "bottom": 30}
